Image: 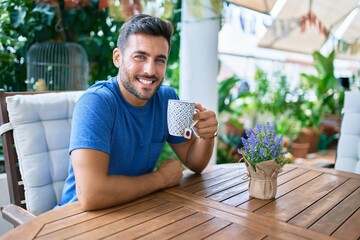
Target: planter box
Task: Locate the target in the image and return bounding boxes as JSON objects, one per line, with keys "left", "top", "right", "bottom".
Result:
{"left": 0, "top": 173, "right": 13, "bottom": 236}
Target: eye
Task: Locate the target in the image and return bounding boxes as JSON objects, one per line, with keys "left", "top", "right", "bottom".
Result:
{"left": 134, "top": 55, "right": 145, "bottom": 60}
{"left": 156, "top": 58, "right": 166, "bottom": 64}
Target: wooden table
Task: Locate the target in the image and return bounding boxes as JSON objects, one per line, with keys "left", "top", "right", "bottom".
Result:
{"left": 1, "top": 164, "right": 359, "bottom": 240}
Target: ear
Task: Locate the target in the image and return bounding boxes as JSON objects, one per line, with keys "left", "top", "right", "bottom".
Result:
{"left": 113, "top": 48, "right": 121, "bottom": 68}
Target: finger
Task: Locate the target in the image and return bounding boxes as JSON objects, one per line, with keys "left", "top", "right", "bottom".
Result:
{"left": 195, "top": 125, "right": 217, "bottom": 137}
{"left": 193, "top": 109, "right": 215, "bottom": 122}
{"left": 195, "top": 103, "right": 206, "bottom": 112}
{"left": 194, "top": 115, "right": 218, "bottom": 128}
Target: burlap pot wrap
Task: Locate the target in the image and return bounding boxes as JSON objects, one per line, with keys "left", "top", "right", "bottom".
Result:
{"left": 244, "top": 159, "right": 282, "bottom": 199}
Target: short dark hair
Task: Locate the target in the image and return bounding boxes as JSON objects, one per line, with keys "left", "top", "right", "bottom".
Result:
{"left": 117, "top": 14, "right": 173, "bottom": 53}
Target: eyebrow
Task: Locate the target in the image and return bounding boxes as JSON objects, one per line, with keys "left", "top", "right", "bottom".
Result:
{"left": 134, "top": 50, "right": 167, "bottom": 60}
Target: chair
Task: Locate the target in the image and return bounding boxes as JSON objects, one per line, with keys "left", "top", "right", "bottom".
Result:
{"left": 335, "top": 91, "right": 360, "bottom": 174}
{"left": 0, "top": 89, "right": 83, "bottom": 226}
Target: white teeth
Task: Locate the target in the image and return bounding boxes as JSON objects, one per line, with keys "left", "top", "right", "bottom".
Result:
{"left": 139, "top": 79, "right": 153, "bottom": 85}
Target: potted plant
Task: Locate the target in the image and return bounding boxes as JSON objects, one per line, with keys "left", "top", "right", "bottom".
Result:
{"left": 274, "top": 113, "right": 311, "bottom": 160}
{"left": 238, "top": 123, "right": 290, "bottom": 200}
{"left": 217, "top": 75, "right": 249, "bottom": 163}
{"left": 299, "top": 50, "right": 344, "bottom": 152}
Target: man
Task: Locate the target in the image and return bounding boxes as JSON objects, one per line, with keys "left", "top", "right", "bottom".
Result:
{"left": 59, "top": 14, "right": 218, "bottom": 211}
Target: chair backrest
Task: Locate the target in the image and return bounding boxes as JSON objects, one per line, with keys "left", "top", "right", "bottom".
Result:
{"left": 0, "top": 90, "right": 83, "bottom": 215}
{"left": 335, "top": 91, "right": 360, "bottom": 174}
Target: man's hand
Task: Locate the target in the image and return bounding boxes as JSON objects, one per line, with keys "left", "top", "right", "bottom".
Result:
{"left": 193, "top": 103, "right": 218, "bottom": 139}
{"left": 155, "top": 159, "right": 183, "bottom": 188}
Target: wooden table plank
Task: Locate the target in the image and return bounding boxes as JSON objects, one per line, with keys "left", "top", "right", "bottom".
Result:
{"left": 220, "top": 187, "right": 252, "bottom": 206}
{"left": 182, "top": 165, "right": 299, "bottom": 204}
{"left": 210, "top": 181, "right": 249, "bottom": 204}
{"left": 181, "top": 169, "right": 244, "bottom": 193}
{"left": 180, "top": 168, "right": 240, "bottom": 188}
{"left": 309, "top": 187, "right": 360, "bottom": 236}
{"left": 332, "top": 207, "right": 360, "bottom": 240}
{"left": 38, "top": 195, "right": 156, "bottom": 236}
{"left": 217, "top": 168, "right": 314, "bottom": 207}
{"left": 276, "top": 167, "right": 309, "bottom": 185}
{"left": 294, "top": 165, "right": 360, "bottom": 179}
{"left": 160, "top": 191, "right": 334, "bottom": 240}
{"left": 70, "top": 202, "right": 182, "bottom": 240}
{"left": 288, "top": 178, "right": 360, "bottom": 228}
{"left": 0, "top": 201, "right": 87, "bottom": 240}
{"left": 204, "top": 223, "right": 267, "bottom": 240}
{"left": 171, "top": 217, "right": 232, "bottom": 240}
{"left": 195, "top": 174, "right": 248, "bottom": 197}
{"left": 253, "top": 173, "right": 348, "bottom": 222}
{"left": 202, "top": 169, "right": 308, "bottom": 206}
{"left": 238, "top": 169, "right": 323, "bottom": 211}
{"left": 137, "top": 212, "right": 214, "bottom": 240}
{"left": 103, "top": 207, "right": 197, "bottom": 239}
{"left": 262, "top": 236, "right": 283, "bottom": 240}
{"left": 36, "top": 198, "right": 168, "bottom": 239}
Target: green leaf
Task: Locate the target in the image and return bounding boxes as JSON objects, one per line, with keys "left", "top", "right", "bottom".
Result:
{"left": 32, "top": 5, "right": 55, "bottom": 26}
{"left": 10, "top": 7, "right": 27, "bottom": 28}
{"left": 218, "top": 76, "right": 239, "bottom": 113}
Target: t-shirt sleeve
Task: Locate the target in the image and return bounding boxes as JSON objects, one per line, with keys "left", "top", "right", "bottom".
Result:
{"left": 69, "top": 92, "right": 114, "bottom": 155}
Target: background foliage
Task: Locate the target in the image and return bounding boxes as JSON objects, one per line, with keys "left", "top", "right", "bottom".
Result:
{"left": 0, "top": 0, "right": 181, "bottom": 92}
{"left": 0, "top": 0, "right": 182, "bottom": 173}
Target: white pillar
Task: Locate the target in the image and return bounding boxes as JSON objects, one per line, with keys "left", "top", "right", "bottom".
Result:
{"left": 180, "top": 0, "right": 219, "bottom": 165}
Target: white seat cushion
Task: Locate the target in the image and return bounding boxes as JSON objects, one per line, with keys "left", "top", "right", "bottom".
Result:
{"left": 6, "top": 91, "right": 83, "bottom": 215}
{"left": 335, "top": 91, "right": 360, "bottom": 174}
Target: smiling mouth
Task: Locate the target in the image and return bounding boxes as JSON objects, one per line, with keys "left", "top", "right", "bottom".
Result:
{"left": 136, "top": 74, "right": 159, "bottom": 86}
{"left": 138, "top": 78, "right": 155, "bottom": 85}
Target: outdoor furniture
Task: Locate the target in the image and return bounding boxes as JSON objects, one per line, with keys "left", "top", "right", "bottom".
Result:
{"left": 1, "top": 164, "right": 359, "bottom": 239}
{"left": 335, "top": 91, "right": 360, "bottom": 174}
{"left": 0, "top": 90, "right": 83, "bottom": 226}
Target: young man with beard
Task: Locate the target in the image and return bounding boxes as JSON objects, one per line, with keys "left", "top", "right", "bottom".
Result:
{"left": 59, "top": 14, "right": 218, "bottom": 211}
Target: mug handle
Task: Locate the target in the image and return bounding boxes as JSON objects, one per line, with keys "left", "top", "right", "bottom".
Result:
{"left": 190, "top": 108, "right": 200, "bottom": 128}
{"left": 183, "top": 109, "right": 200, "bottom": 139}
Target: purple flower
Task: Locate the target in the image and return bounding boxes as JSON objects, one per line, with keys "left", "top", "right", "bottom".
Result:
{"left": 255, "top": 124, "right": 262, "bottom": 133}
{"left": 249, "top": 136, "right": 257, "bottom": 148}
{"left": 236, "top": 122, "right": 288, "bottom": 170}
{"left": 244, "top": 144, "right": 250, "bottom": 152}
{"left": 265, "top": 135, "right": 270, "bottom": 146}
{"left": 267, "top": 122, "right": 276, "bottom": 136}
{"left": 245, "top": 130, "right": 252, "bottom": 137}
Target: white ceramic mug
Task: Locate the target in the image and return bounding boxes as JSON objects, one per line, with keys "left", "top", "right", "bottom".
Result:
{"left": 167, "top": 99, "right": 199, "bottom": 139}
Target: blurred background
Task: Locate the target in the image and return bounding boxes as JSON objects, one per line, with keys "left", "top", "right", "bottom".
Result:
{"left": 1, "top": 0, "right": 359, "bottom": 175}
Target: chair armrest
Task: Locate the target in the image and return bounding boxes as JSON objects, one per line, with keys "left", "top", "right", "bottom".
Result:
{"left": 1, "top": 204, "right": 35, "bottom": 227}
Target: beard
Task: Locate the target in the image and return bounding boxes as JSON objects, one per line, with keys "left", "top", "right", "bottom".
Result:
{"left": 119, "top": 64, "right": 163, "bottom": 100}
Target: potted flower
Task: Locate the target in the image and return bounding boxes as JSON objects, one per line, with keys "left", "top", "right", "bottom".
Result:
{"left": 238, "top": 122, "right": 290, "bottom": 199}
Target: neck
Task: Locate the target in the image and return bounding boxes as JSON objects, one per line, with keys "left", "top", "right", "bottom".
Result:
{"left": 117, "top": 76, "right": 147, "bottom": 107}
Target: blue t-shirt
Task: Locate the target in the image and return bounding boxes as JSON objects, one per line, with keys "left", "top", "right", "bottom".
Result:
{"left": 59, "top": 77, "right": 186, "bottom": 205}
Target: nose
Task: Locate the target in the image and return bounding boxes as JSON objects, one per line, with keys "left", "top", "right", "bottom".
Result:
{"left": 143, "top": 60, "right": 156, "bottom": 76}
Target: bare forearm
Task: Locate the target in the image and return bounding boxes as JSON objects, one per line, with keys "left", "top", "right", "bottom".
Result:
{"left": 78, "top": 171, "right": 163, "bottom": 210}
{"left": 185, "top": 137, "right": 214, "bottom": 173}
{"left": 73, "top": 149, "right": 183, "bottom": 211}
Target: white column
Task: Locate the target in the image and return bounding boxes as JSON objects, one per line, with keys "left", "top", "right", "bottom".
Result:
{"left": 180, "top": 0, "right": 219, "bottom": 165}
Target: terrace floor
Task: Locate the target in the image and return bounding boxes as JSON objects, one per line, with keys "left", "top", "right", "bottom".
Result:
{"left": 295, "top": 148, "right": 336, "bottom": 168}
